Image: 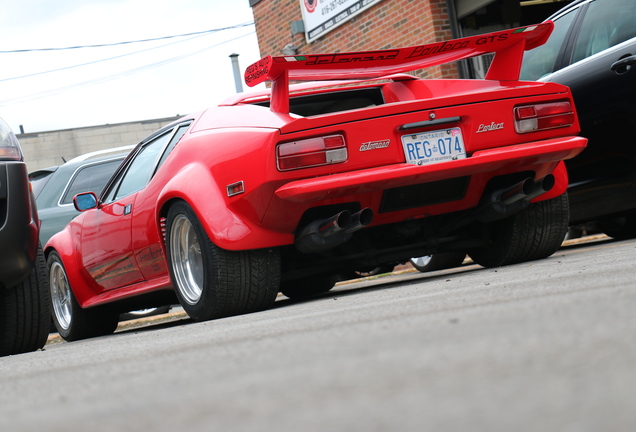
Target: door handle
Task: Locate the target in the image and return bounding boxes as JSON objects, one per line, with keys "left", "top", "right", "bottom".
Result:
{"left": 124, "top": 204, "right": 132, "bottom": 215}
{"left": 611, "top": 54, "right": 636, "bottom": 73}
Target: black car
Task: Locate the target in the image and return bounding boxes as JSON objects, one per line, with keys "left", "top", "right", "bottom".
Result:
{"left": 0, "top": 117, "right": 50, "bottom": 356}
{"left": 520, "top": 0, "right": 636, "bottom": 238}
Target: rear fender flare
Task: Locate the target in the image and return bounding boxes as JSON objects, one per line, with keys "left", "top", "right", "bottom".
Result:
{"left": 158, "top": 163, "right": 276, "bottom": 251}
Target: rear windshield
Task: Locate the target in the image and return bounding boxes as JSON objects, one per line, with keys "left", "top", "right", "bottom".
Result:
{"left": 253, "top": 87, "right": 385, "bottom": 116}
{"left": 29, "top": 170, "right": 55, "bottom": 199}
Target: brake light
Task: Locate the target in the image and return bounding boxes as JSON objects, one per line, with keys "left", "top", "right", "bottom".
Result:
{"left": 514, "top": 101, "right": 574, "bottom": 133}
{"left": 277, "top": 134, "right": 347, "bottom": 171}
{"left": 0, "top": 146, "right": 21, "bottom": 160}
{"left": 0, "top": 117, "right": 23, "bottom": 161}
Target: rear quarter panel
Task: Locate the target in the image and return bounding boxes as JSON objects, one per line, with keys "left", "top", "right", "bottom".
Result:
{"left": 151, "top": 126, "right": 293, "bottom": 251}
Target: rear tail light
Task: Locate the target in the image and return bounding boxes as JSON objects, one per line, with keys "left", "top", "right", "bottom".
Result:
{"left": 0, "top": 118, "right": 23, "bottom": 161}
{"left": 514, "top": 101, "right": 574, "bottom": 133}
{"left": 0, "top": 146, "right": 21, "bottom": 160}
{"left": 277, "top": 134, "right": 347, "bottom": 171}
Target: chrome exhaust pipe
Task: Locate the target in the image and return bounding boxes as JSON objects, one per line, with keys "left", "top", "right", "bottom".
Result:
{"left": 295, "top": 208, "right": 374, "bottom": 253}
{"left": 498, "top": 178, "right": 534, "bottom": 206}
{"left": 342, "top": 208, "right": 373, "bottom": 234}
{"left": 315, "top": 211, "right": 351, "bottom": 238}
{"left": 475, "top": 175, "right": 554, "bottom": 222}
{"left": 525, "top": 174, "right": 555, "bottom": 201}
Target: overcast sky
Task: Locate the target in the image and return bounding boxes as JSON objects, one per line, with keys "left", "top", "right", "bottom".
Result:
{"left": 0, "top": 0, "right": 265, "bottom": 134}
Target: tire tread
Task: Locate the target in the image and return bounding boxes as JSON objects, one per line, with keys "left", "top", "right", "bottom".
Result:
{"left": 0, "top": 246, "right": 50, "bottom": 356}
{"left": 469, "top": 193, "right": 569, "bottom": 267}
{"left": 167, "top": 202, "right": 280, "bottom": 321}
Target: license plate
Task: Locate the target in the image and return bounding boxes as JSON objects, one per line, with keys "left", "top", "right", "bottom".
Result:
{"left": 401, "top": 128, "right": 466, "bottom": 166}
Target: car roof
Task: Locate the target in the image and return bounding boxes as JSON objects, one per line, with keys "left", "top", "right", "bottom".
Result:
{"left": 29, "top": 145, "right": 134, "bottom": 177}
{"left": 64, "top": 144, "right": 135, "bottom": 165}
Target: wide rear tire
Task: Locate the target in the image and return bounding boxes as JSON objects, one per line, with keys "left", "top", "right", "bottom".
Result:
{"left": 0, "top": 245, "right": 50, "bottom": 356}
{"left": 165, "top": 202, "right": 280, "bottom": 322}
{"left": 48, "top": 251, "right": 119, "bottom": 341}
{"left": 469, "top": 192, "right": 569, "bottom": 268}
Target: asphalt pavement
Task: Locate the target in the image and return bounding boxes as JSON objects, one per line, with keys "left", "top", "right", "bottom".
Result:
{"left": 1, "top": 234, "right": 635, "bottom": 432}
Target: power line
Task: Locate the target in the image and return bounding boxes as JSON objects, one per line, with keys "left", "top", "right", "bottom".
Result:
{"left": 0, "top": 22, "right": 254, "bottom": 53}
{"left": 0, "top": 31, "right": 255, "bottom": 107}
{"left": 0, "top": 32, "right": 211, "bottom": 83}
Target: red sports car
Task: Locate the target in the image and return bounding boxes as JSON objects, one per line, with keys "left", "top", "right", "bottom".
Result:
{"left": 46, "top": 22, "right": 587, "bottom": 341}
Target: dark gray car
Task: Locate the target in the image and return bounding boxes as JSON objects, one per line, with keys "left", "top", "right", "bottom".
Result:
{"left": 0, "top": 117, "right": 50, "bottom": 356}
{"left": 29, "top": 146, "right": 134, "bottom": 245}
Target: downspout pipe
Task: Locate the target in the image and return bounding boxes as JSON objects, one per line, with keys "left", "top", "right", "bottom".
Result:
{"left": 446, "top": 0, "right": 469, "bottom": 79}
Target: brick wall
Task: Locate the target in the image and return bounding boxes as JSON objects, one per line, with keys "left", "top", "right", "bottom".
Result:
{"left": 251, "top": 0, "right": 459, "bottom": 79}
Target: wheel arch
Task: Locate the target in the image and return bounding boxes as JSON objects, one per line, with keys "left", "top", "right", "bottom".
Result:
{"left": 156, "top": 162, "right": 289, "bottom": 251}
{"left": 44, "top": 231, "right": 92, "bottom": 307}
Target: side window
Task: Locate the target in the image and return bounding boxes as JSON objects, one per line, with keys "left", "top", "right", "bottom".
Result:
{"left": 113, "top": 132, "right": 172, "bottom": 200}
{"left": 155, "top": 123, "right": 190, "bottom": 174}
{"left": 571, "top": 0, "right": 636, "bottom": 63}
{"left": 520, "top": 8, "right": 577, "bottom": 81}
{"left": 60, "top": 159, "right": 122, "bottom": 204}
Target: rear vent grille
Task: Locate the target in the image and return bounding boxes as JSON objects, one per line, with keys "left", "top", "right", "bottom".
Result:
{"left": 160, "top": 217, "right": 167, "bottom": 243}
{"left": 380, "top": 176, "right": 470, "bottom": 213}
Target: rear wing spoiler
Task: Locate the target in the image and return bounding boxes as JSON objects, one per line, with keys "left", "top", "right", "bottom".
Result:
{"left": 244, "top": 22, "right": 553, "bottom": 114}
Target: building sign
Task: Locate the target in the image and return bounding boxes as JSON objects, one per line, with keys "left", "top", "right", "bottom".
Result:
{"left": 300, "top": 0, "right": 386, "bottom": 43}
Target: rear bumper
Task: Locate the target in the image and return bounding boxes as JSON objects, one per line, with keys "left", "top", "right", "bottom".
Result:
{"left": 0, "top": 162, "right": 39, "bottom": 289}
{"left": 275, "top": 136, "right": 587, "bottom": 203}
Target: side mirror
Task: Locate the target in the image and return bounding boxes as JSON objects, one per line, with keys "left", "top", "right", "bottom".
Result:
{"left": 74, "top": 192, "right": 98, "bottom": 212}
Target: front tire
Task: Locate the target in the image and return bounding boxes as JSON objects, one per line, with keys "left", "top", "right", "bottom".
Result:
{"left": 0, "top": 245, "right": 50, "bottom": 357}
{"left": 48, "top": 251, "right": 119, "bottom": 341}
{"left": 469, "top": 192, "right": 569, "bottom": 268}
{"left": 165, "top": 202, "right": 280, "bottom": 322}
